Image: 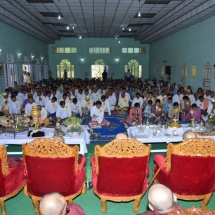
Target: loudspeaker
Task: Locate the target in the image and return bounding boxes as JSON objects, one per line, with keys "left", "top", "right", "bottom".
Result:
{"left": 165, "top": 66, "right": 171, "bottom": 75}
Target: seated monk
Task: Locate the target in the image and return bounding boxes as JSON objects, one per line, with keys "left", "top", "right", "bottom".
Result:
{"left": 137, "top": 184, "right": 180, "bottom": 215}
{"left": 127, "top": 102, "right": 142, "bottom": 125}
{"left": 89, "top": 101, "right": 110, "bottom": 127}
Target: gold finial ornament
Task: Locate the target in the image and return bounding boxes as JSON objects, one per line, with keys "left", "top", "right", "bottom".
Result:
{"left": 169, "top": 118, "right": 182, "bottom": 128}
{"left": 30, "top": 106, "right": 41, "bottom": 131}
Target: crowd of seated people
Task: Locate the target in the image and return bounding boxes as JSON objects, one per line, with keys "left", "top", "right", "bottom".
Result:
{"left": 0, "top": 78, "right": 215, "bottom": 127}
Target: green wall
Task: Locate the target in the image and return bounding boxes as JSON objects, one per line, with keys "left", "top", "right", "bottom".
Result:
{"left": 149, "top": 15, "right": 215, "bottom": 92}
{"left": 48, "top": 38, "right": 149, "bottom": 80}
{"left": 0, "top": 21, "right": 48, "bottom": 92}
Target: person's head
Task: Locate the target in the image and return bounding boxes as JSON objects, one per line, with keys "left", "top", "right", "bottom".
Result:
{"left": 134, "top": 102, "right": 140, "bottom": 109}
{"left": 37, "top": 105, "right": 42, "bottom": 111}
{"left": 62, "top": 93, "right": 67, "bottom": 100}
{"left": 148, "top": 184, "right": 177, "bottom": 213}
{"left": 39, "top": 192, "right": 67, "bottom": 215}
{"left": 136, "top": 92, "right": 140, "bottom": 98}
{"left": 191, "top": 103, "right": 197, "bottom": 110}
{"left": 115, "top": 133, "right": 128, "bottom": 139}
{"left": 148, "top": 100, "right": 152, "bottom": 106}
{"left": 210, "top": 91, "right": 215, "bottom": 98}
{"left": 182, "top": 130, "right": 197, "bottom": 141}
{"left": 2, "top": 92, "right": 8, "bottom": 99}
{"left": 121, "top": 92, "right": 125, "bottom": 98}
{"left": 155, "top": 99, "right": 160, "bottom": 106}
{"left": 11, "top": 94, "right": 16, "bottom": 102}
{"left": 173, "top": 102, "right": 179, "bottom": 109}
{"left": 101, "top": 95, "right": 106, "bottom": 102}
{"left": 167, "top": 97, "right": 172, "bottom": 103}
{"left": 85, "top": 89, "right": 89, "bottom": 96}
{"left": 73, "top": 98, "right": 77, "bottom": 104}
{"left": 177, "top": 90, "right": 181, "bottom": 95}
{"left": 37, "top": 90, "right": 42, "bottom": 96}
{"left": 28, "top": 97, "right": 34, "bottom": 104}
{"left": 199, "top": 95, "right": 204, "bottom": 102}
{"left": 51, "top": 96, "right": 57, "bottom": 103}
{"left": 60, "top": 101, "right": 65, "bottom": 108}
{"left": 206, "top": 90, "right": 211, "bottom": 96}
{"left": 183, "top": 96, "right": 189, "bottom": 101}
{"left": 95, "top": 100, "right": 102, "bottom": 109}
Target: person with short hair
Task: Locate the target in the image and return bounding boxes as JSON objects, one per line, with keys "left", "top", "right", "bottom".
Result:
{"left": 137, "top": 184, "right": 180, "bottom": 215}
{"left": 101, "top": 95, "right": 111, "bottom": 115}
{"left": 39, "top": 192, "right": 85, "bottom": 215}
{"left": 128, "top": 102, "right": 142, "bottom": 125}
{"left": 9, "top": 94, "right": 21, "bottom": 114}
{"left": 89, "top": 101, "right": 110, "bottom": 127}
{"left": 182, "top": 103, "right": 201, "bottom": 122}
{"left": 56, "top": 101, "right": 71, "bottom": 121}
{"left": 132, "top": 92, "right": 144, "bottom": 108}
{"left": 71, "top": 98, "right": 82, "bottom": 117}
{"left": 25, "top": 97, "right": 37, "bottom": 116}
{"left": 168, "top": 102, "right": 180, "bottom": 120}
{"left": 182, "top": 130, "right": 197, "bottom": 141}
{"left": 45, "top": 96, "right": 59, "bottom": 118}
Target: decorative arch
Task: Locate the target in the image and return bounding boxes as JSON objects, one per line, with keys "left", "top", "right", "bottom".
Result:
{"left": 57, "top": 59, "right": 74, "bottom": 79}
{"left": 91, "top": 59, "right": 106, "bottom": 79}
{"left": 125, "top": 59, "right": 142, "bottom": 79}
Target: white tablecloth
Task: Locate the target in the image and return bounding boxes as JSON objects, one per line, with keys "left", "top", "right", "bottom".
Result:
{"left": 127, "top": 124, "right": 215, "bottom": 143}
{"left": 0, "top": 125, "right": 90, "bottom": 155}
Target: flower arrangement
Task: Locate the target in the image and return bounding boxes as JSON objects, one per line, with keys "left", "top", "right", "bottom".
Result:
{"left": 63, "top": 115, "right": 84, "bottom": 134}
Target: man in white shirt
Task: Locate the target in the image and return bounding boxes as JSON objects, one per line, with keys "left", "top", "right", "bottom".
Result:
{"left": 186, "top": 89, "right": 196, "bottom": 105}
{"left": 76, "top": 89, "right": 85, "bottom": 101}
{"left": 56, "top": 101, "right": 71, "bottom": 121}
{"left": 204, "top": 90, "right": 211, "bottom": 100}
{"left": 0, "top": 93, "right": 11, "bottom": 115}
{"left": 132, "top": 93, "right": 144, "bottom": 107}
{"left": 9, "top": 94, "right": 21, "bottom": 114}
{"left": 118, "top": 93, "right": 129, "bottom": 109}
{"left": 45, "top": 96, "right": 59, "bottom": 117}
{"left": 44, "top": 91, "right": 52, "bottom": 104}
{"left": 70, "top": 98, "right": 82, "bottom": 117}
{"left": 101, "top": 95, "right": 111, "bottom": 115}
{"left": 89, "top": 101, "right": 110, "bottom": 127}
{"left": 35, "top": 90, "right": 45, "bottom": 106}
{"left": 107, "top": 89, "right": 116, "bottom": 111}
{"left": 59, "top": 93, "right": 71, "bottom": 104}
{"left": 25, "top": 97, "right": 37, "bottom": 116}
{"left": 91, "top": 88, "right": 101, "bottom": 103}
{"left": 172, "top": 90, "right": 183, "bottom": 104}
{"left": 81, "top": 91, "right": 93, "bottom": 110}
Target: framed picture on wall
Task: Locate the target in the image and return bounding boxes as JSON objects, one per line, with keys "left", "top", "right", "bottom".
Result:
{"left": 191, "top": 66, "right": 196, "bottom": 78}
{"left": 0, "top": 62, "right": 4, "bottom": 75}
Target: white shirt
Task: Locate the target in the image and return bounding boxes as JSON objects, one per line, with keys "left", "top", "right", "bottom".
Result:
{"left": 196, "top": 100, "right": 204, "bottom": 109}
{"left": 81, "top": 97, "right": 93, "bottom": 110}
{"left": 35, "top": 95, "right": 45, "bottom": 106}
{"left": 45, "top": 101, "right": 59, "bottom": 114}
{"left": 25, "top": 102, "right": 37, "bottom": 116}
{"left": 1, "top": 97, "right": 11, "bottom": 110}
{"left": 172, "top": 94, "right": 183, "bottom": 104}
{"left": 101, "top": 99, "right": 111, "bottom": 115}
{"left": 90, "top": 106, "right": 104, "bottom": 124}
{"left": 44, "top": 96, "right": 52, "bottom": 104}
{"left": 187, "top": 94, "right": 196, "bottom": 105}
{"left": 131, "top": 97, "right": 144, "bottom": 107}
{"left": 118, "top": 96, "right": 129, "bottom": 109}
{"left": 91, "top": 92, "right": 101, "bottom": 103}
{"left": 9, "top": 100, "right": 21, "bottom": 114}
{"left": 70, "top": 101, "right": 82, "bottom": 116}
{"left": 56, "top": 103, "right": 71, "bottom": 119}
{"left": 77, "top": 93, "right": 85, "bottom": 101}
{"left": 40, "top": 107, "right": 48, "bottom": 120}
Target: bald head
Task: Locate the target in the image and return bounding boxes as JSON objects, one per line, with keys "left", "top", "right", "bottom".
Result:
{"left": 39, "top": 193, "right": 66, "bottom": 215}
{"left": 148, "top": 184, "right": 177, "bottom": 213}
{"left": 115, "top": 133, "right": 128, "bottom": 139}
{"left": 182, "top": 130, "right": 197, "bottom": 141}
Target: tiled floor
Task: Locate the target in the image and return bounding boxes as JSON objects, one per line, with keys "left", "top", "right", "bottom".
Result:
{"left": 4, "top": 143, "right": 215, "bottom": 215}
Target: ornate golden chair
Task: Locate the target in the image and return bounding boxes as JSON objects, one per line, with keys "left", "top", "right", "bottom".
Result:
{"left": 91, "top": 138, "right": 151, "bottom": 213}
{"left": 154, "top": 138, "right": 215, "bottom": 208}
{"left": 0, "top": 145, "right": 25, "bottom": 215}
{"left": 22, "top": 138, "right": 86, "bottom": 213}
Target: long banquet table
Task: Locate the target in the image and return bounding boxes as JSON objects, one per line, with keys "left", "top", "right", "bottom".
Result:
{"left": 0, "top": 125, "right": 90, "bottom": 155}
{"left": 127, "top": 124, "right": 215, "bottom": 143}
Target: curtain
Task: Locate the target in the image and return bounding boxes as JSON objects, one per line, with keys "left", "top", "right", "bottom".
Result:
{"left": 4, "top": 52, "right": 15, "bottom": 88}
{"left": 34, "top": 58, "right": 41, "bottom": 82}
{"left": 43, "top": 59, "right": 49, "bottom": 79}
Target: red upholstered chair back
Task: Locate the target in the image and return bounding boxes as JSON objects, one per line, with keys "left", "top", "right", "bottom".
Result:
{"left": 0, "top": 146, "right": 10, "bottom": 197}
{"left": 165, "top": 139, "right": 215, "bottom": 195}
{"left": 22, "top": 138, "right": 79, "bottom": 197}
{"left": 94, "top": 138, "right": 151, "bottom": 196}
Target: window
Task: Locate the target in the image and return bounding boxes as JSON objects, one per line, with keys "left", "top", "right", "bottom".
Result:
{"left": 52, "top": 47, "right": 77, "bottom": 54}
{"left": 125, "top": 59, "right": 142, "bottom": 79}
{"left": 121, "top": 47, "right": 146, "bottom": 54}
{"left": 91, "top": 59, "right": 106, "bottom": 79}
{"left": 88, "top": 47, "right": 110, "bottom": 54}
{"left": 57, "top": 59, "right": 74, "bottom": 79}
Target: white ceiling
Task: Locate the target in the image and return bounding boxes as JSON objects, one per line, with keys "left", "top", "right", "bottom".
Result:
{"left": 0, "top": 0, "right": 215, "bottom": 44}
